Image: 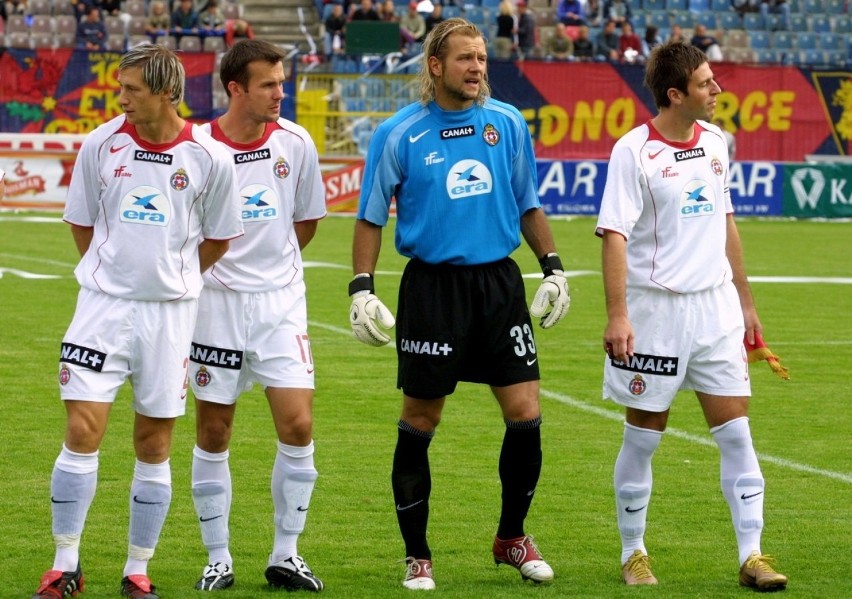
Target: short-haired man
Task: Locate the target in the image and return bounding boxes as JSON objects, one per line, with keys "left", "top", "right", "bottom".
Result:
{"left": 596, "top": 41, "right": 787, "bottom": 591}
{"left": 188, "top": 39, "right": 327, "bottom": 593}
{"left": 32, "top": 44, "right": 242, "bottom": 599}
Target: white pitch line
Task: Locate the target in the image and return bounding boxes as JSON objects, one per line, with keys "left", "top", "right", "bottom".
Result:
{"left": 309, "top": 319, "right": 852, "bottom": 486}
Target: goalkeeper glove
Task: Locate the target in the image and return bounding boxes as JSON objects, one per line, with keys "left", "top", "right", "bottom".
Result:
{"left": 349, "top": 274, "right": 396, "bottom": 346}
{"left": 530, "top": 253, "right": 570, "bottom": 329}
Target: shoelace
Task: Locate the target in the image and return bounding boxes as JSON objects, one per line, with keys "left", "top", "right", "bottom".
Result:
{"left": 626, "top": 555, "right": 654, "bottom": 580}
{"left": 746, "top": 554, "right": 779, "bottom": 573}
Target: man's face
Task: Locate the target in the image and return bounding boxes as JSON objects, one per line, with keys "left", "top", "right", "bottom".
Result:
{"left": 234, "top": 60, "right": 286, "bottom": 123}
{"left": 430, "top": 33, "right": 487, "bottom": 110}
{"left": 118, "top": 66, "right": 167, "bottom": 126}
{"left": 682, "top": 62, "right": 721, "bottom": 121}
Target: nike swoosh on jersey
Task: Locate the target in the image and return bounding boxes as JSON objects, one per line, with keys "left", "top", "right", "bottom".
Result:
{"left": 110, "top": 143, "right": 131, "bottom": 153}
{"left": 409, "top": 130, "right": 430, "bottom": 143}
{"left": 648, "top": 148, "right": 664, "bottom": 159}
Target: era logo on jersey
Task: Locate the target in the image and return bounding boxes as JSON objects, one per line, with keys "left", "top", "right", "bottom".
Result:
{"left": 680, "top": 179, "right": 716, "bottom": 217}
{"left": 446, "top": 160, "right": 493, "bottom": 199}
{"left": 240, "top": 183, "right": 279, "bottom": 221}
{"left": 119, "top": 186, "right": 171, "bottom": 226}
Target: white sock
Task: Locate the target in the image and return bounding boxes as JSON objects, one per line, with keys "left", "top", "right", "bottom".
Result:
{"left": 51, "top": 444, "right": 98, "bottom": 572}
{"left": 124, "top": 460, "right": 171, "bottom": 577}
{"left": 711, "top": 416, "right": 764, "bottom": 566}
{"left": 271, "top": 441, "right": 317, "bottom": 563}
{"left": 192, "top": 446, "right": 232, "bottom": 566}
{"left": 614, "top": 423, "right": 663, "bottom": 565}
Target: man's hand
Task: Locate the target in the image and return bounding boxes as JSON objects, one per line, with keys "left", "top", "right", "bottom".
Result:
{"left": 530, "top": 270, "right": 570, "bottom": 329}
{"left": 349, "top": 291, "right": 396, "bottom": 346}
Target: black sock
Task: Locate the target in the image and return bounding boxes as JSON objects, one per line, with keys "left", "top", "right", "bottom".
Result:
{"left": 392, "top": 420, "right": 434, "bottom": 559}
{"left": 496, "top": 417, "right": 542, "bottom": 540}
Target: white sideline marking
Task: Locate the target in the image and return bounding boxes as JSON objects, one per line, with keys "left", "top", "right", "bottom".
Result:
{"left": 309, "top": 320, "right": 852, "bottom": 486}
{"left": 0, "top": 267, "right": 61, "bottom": 279}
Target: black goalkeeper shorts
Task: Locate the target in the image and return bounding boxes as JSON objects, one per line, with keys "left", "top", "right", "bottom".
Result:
{"left": 395, "top": 257, "right": 540, "bottom": 399}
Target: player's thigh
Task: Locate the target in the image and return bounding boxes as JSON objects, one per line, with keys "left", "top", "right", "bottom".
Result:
{"left": 190, "top": 288, "right": 251, "bottom": 403}
{"left": 60, "top": 288, "right": 133, "bottom": 402}
{"left": 130, "top": 298, "right": 197, "bottom": 418}
{"left": 251, "top": 287, "right": 314, "bottom": 390}
{"left": 603, "top": 287, "right": 686, "bottom": 412}
{"left": 685, "top": 284, "right": 751, "bottom": 397}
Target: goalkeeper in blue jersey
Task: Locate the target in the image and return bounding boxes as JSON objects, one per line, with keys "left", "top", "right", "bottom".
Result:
{"left": 349, "top": 17, "right": 570, "bottom": 591}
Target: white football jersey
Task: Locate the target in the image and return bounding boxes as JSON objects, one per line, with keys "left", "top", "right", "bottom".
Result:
{"left": 596, "top": 120, "right": 733, "bottom": 294}
{"left": 64, "top": 115, "right": 242, "bottom": 301}
{"left": 200, "top": 118, "right": 326, "bottom": 292}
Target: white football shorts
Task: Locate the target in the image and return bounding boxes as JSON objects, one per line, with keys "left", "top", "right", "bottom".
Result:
{"left": 603, "top": 282, "right": 751, "bottom": 412}
{"left": 59, "top": 287, "right": 197, "bottom": 418}
{"left": 189, "top": 284, "right": 315, "bottom": 404}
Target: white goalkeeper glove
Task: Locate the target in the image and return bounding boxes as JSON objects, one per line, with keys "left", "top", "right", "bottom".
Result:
{"left": 530, "top": 253, "right": 570, "bottom": 329}
{"left": 349, "top": 274, "right": 396, "bottom": 346}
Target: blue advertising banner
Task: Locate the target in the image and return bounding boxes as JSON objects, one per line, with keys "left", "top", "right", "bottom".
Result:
{"left": 536, "top": 160, "right": 785, "bottom": 217}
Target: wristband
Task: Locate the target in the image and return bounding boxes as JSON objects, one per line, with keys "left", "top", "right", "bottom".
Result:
{"left": 348, "top": 273, "right": 374, "bottom": 296}
{"left": 538, "top": 253, "right": 564, "bottom": 277}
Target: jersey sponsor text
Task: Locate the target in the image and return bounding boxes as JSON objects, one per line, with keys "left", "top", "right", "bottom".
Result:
{"left": 674, "top": 148, "right": 706, "bottom": 162}
{"left": 60, "top": 343, "right": 106, "bottom": 372}
{"left": 440, "top": 126, "right": 475, "bottom": 139}
{"left": 446, "top": 159, "right": 493, "bottom": 199}
{"left": 399, "top": 338, "right": 453, "bottom": 356}
{"left": 235, "top": 148, "right": 271, "bottom": 163}
{"left": 610, "top": 352, "right": 678, "bottom": 376}
{"left": 134, "top": 150, "right": 174, "bottom": 164}
{"left": 190, "top": 342, "right": 244, "bottom": 369}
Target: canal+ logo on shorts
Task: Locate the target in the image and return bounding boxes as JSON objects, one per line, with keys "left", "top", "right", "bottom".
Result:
{"left": 446, "top": 160, "right": 493, "bottom": 200}
{"left": 119, "top": 186, "right": 171, "bottom": 226}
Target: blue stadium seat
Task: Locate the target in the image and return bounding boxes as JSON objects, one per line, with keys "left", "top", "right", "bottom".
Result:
{"left": 817, "top": 32, "right": 844, "bottom": 51}
{"left": 464, "top": 6, "right": 488, "bottom": 25}
{"left": 754, "top": 48, "right": 782, "bottom": 64}
{"left": 710, "top": 0, "right": 730, "bottom": 10}
{"left": 788, "top": 14, "right": 807, "bottom": 33}
{"left": 688, "top": 0, "right": 709, "bottom": 11}
{"left": 825, "top": 50, "right": 847, "bottom": 67}
{"left": 645, "top": 10, "right": 671, "bottom": 29}
{"left": 748, "top": 31, "right": 771, "bottom": 48}
{"left": 834, "top": 15, "right": 852, "bottom": 34}
{"left": 824, "top": 0, "right": 845, "bottom": 10}
{"left": 694, "top": 11, "right": 717, "bottom": 29}
{"left": 481, "top": 0, "right": 500, "bottom": 8}
{"left": 671, "top": 11, "right": 694, "bottom": 28}
{"left": 795, "top": 32, "right": 817, "bottom": 50}
{"left": 810, "top": 15, "right": 831, "bottom": 34}
{"left": 771, "top": 31, "right": 795, "bottom": 50}
{"left": 801, "top": 0, "right": 824, "bottom": 11}
{"left": 798, "top": 48, "right": 826, "bottom": 65}
{"left": 644, "top": 0, "right": 667, "bottom": 10}
{"left": 665, "top": 0, "right": 688, "bottom": 10}
{"left": 743, "top": 13, "right": 764, "bottom": 31}
{"left": 444, "top": 5, "right": 461, "bottom": 17}
{"left": 718, "top": 12, "right": 742, "bottom": 30}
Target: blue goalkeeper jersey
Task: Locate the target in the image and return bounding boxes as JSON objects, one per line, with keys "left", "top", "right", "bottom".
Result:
{"left": 357, "top": 98, "right": 540, "bottom": 265}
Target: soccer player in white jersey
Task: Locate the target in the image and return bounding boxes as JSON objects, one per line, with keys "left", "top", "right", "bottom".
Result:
{"left": 187, "top": 39, "right": 327, "bottom": 593}
{"left": 596, "top": 41, "right": 787, "bottom": 591}
{"left": 32, "top": 45, "right": 242, "bottom": 599}
{"left": 350, "top": 18, "right": 570, "bottom": 591}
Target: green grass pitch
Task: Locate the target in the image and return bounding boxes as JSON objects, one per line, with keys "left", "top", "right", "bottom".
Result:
{"left": 1, "top": 213, "right": 850, "bottom": 598}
